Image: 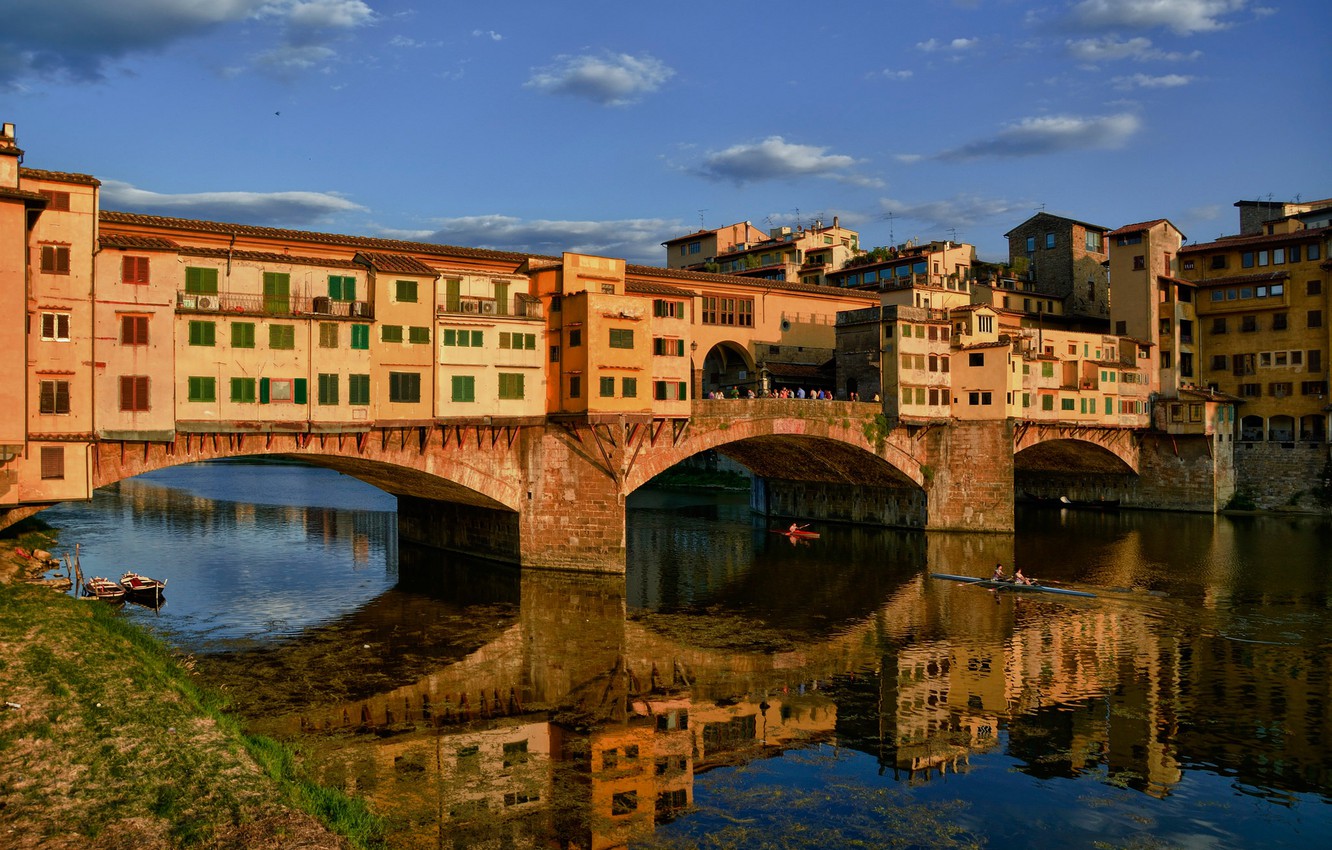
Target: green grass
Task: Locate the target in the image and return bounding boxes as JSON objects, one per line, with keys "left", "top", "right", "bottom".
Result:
{"left": 0, "top": 579, "right": 384, "bottom": 849}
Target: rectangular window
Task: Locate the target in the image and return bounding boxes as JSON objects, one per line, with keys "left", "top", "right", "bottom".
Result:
{"left": 232, "top": 322, "right": 255, "bottom": 349}
{"left": 39, "top": 379, "right": 70, "bottom": 414}
{"left": 40, "top": 312, "right": 71, "bottom": 341}
{"left": 700, "top": 295, "right": 754, "bottom": 327}
{"left": 600, "top": 376, "right": 615, "bottom": 397}
{"left": 1025, "top": 236, "right": 1035, "bottom": 253}
{"left": 451, "top": 375, "right": 475, "bottom": 403}
{"left": 327, "top": 275, "right": 356, "bottom": 302}
{"left": 120, "top": 315, "right": 148, "bottom": 345}
{"left": 1310, "top": 310, "right": 1324, "bottom": 329}
{"left": 1209, "top": 255, "right": 1228, "bottom": 270}
{"left": 185, "top": 267, "right": 219, "bottom": 294}
{"left": 119, "top": 376, "right": 149, "bottom": 411}
{"left": 1309, "top": 243, "right": 1322, "bottom": 261}
{"left": 1241, "top": 315, "right": 1257, "bottom": 332}
{"left": 408, "top": 326, "right": 430, "bottom": 344}
{"left": 187, "top": 376, "right": 216, "bottom": 402}
{"left": 262, "top": 272, "right": 290, "bottom": 313}
{"left": 230, "top": 377, "right": 256, "bottom": 403}
{"left": 1241, "top": 252, "right": 1255, "bottom": 268}
{"left": 609, "top": 328, "right": 634, "bottom": 349}
{"left": 549, "top": 345, "right": 560, "bottom": 362}
{"left": 968, "top": 352, "right": 984, "bottom": 367}
{"left": 188, "top": 320, "right": 215, "bottom": 347}
{"left": 498, "top": 373, "right": 524, "bottom": 400}
{"left": 569, "top": 376, "right": 581, "bottom": 398}
{"left": 569, "top": 328, "right": 582, "bottom": 347}
{"left": 349, "top": 374, "right": 370, "bottom": 405}
{"left": 1061, "top": 397, "right": 1075, "bottom": 411}
{"left": 122, "top": 256, "right": 149, "bottom": 284}
{"left": 40, "top": 446, "right": 64, "bottom": 480}
{"left": 351, "top": 324, "right": 369, "bottom": 350}
{"left": 1273, "top": 313, "right": 1288, "bottom": 330}
{"left": 653, "top": 299, "right": 686, "bottom": 318}
{"left": 269, "top": 324, "right": 296, "bottom": 350}
{"left": 319, "top": 322, "right": 338, "bottom": 348}
{"left": 389, "top": 371, "right": 421, "bottom": 403}
{"left": 1211, "top": 317, "right": 1227, "bottom": 334}
{"left": 1045, "top": 232, "right": 1055, "bottom": 249}
{"left": 381, "top": 325, "right": 404, "bottom": 343}
{"left": 622, "top": 377, "right": 637, "bottom": 398}
{"left": 40, "top": 244, "right": 70, "bottom": 274}
{"left": 318, "top": 373, "right": 339, "bottom": 405}
{"left": 1133, "top": 255, "right": 1145, "bottom": 271}
{"left": 39, "top": 190, "right": 70, "bottom": 211}
{"left": 394, "top": 280, "right": 418, "bottom": 303}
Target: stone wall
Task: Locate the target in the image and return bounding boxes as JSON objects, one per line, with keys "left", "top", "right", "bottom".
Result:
{"left": 1233, "top": 441, "right": 1332, "bottom": 511}
{"left": 754, "top": 477, "right": 927, "bottom": 528}
{"left": 923, "top": 420, "right": 1015, "bottom": 531}
{"left": 397, "top": 495, "right": 521, "bottom": 563}
{"left": 1130, "top": 433, "right": 1235, "bottom": 512}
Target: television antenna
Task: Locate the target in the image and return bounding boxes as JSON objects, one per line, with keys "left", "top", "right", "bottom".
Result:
{"left": 883, "top": 211, "right": 895, "bottom": 245}
{"left": 697, "top": 209, "right": 708, "bottom": 229}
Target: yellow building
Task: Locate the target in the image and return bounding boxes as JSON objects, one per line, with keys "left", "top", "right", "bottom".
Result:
{"left": 1179, "top": 223, "right": 1331, "bottom": 442}
{"left": 1107, "top": 219, "right": 1183, "bottom": 394}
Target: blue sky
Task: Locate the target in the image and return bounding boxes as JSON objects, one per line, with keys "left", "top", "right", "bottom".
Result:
{"left": 4, "top": 0, "right": 1328, "bottom": 265}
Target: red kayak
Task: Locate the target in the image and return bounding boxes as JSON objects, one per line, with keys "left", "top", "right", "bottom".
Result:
{"left": 773, "top": 529, "right": 821, "bottom": 539}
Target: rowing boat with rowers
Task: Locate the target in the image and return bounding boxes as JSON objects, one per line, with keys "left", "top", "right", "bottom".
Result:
{"left": 929, "top": 573, "right": 1097, "bottom": 598}
{"left": 772, "top": 529, "right": 821, "bottom": 539}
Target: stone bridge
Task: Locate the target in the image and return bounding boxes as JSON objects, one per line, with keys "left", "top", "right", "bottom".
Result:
{"left": 7, "top": 399, "right": 1211, "bottom": 573}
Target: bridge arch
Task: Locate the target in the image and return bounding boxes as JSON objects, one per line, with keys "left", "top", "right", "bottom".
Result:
{"left": 698, "top": 341, "right": 757, "bottom": 396}
{"left": 623, "top": 400, "right": 927, "bottom": 496}
{"left": 87, "top": 427, "right": 529, "bottom": 514}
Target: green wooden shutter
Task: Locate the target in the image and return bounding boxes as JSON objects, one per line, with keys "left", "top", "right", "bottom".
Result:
{"left": 260, "top": 377, "right": 270, "bottom": 404}
{"left": 294, "top": 378, "right": 307, "bottom": 404}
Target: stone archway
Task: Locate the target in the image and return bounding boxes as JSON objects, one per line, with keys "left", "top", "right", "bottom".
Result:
{"left": 699, "top": 341, "right": 757, "bottom": 397}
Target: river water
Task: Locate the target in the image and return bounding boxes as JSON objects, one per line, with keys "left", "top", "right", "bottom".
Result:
{"left": 41, "top": 460, "right": 1332, "bottom": 849}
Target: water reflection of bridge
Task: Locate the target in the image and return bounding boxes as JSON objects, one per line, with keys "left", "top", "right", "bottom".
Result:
{"left": 211, "top": 556, "right": 1332, "bottom": 847}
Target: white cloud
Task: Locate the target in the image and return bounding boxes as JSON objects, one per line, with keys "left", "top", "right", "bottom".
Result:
{"left": 253, "top": 44, "right": 336, "bottom": 77}
{"left": 917, "top": 36, "right": 979, "bottom": 52}
{"left": 872, "top": 68, "right": 914, "bottom": 80}
{"left": 525, "top": 52, "right": 674, "bottom": 106}
{"left": 0, "top": 0, "right": 375, "bottom": 87}
{"left": 100, "top": 180, "right": 365, "bottom": 227}
{"left": 278, "top": 0, "right": 373, "bottom": 33}
{"left": 692, "top": 136, "right": 864, "bottom": 186}
{"left": 402, "top": 214, "right": 681, "bottom": 266}
{"left": 1062, "top": 0, "right": 1249, "bottom": 35}
{"left": 936, "top": 113, "right": 1142, "bottom": 161}
{"left": 878, "top": 194, "right": 1035, "bottom": 237}
{"left": 471, "top": 29, "right": 502, "bottom": 41}
{"left": 1065, "top": 36, "right": 1201, "bottom": 63}
{"left": 1112, "top": 72, "right": 1193, "bottom": 89}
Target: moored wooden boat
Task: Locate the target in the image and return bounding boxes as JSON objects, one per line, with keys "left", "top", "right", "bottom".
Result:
{"left": 119, "top": 571, "right": 166, "bottom": 598}
{"left": 929, "top": 572, "right": 1097, "bottom": 598}
{"left": 83, "top": 576, "right": 127, "bottom": 602}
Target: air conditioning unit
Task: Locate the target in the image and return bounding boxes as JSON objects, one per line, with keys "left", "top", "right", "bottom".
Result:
{"left": 195, "top": 295, "right": 220, "bottom": 311}
{"left": 312, "top": 296, "right": 332, "bottom": 314}
{"left": 461, "top": 301, "right": 479, "bottom": 313}
{"left": 480, "top": 301, "right": 496, "bottom": 315}
{"left": 349, "top": 301, "right": 369, "bottom": 318}
{"left": 177, "top": 294, "right": 197, "bottom": 309}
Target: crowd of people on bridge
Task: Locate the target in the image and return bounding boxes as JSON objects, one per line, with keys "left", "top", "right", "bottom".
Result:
{"left": 704, "top": 387, "right": 880, "bottom": 402}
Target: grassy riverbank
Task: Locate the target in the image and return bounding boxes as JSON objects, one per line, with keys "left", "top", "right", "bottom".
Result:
{"left": 0, "top": 524, "right": 383, "bottom": 850}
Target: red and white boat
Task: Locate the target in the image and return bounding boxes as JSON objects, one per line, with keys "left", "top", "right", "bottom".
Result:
{"left": 119, "top": 571, "right": 166, "bottom": 599}
{"left": 83, "top": 576, "right": 126, "bottom": 602}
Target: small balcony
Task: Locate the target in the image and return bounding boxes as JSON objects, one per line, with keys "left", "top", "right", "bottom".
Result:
{"left": 176, "top": 291, "right": 373, "bottom": 320}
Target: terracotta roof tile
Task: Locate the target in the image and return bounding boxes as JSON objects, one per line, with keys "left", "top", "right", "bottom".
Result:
{"left": 100, "top": 210, "right": 539, "bottom": 263}
{"left": 626, "top": 280, "right": 697, "bottom": 297}
{"left": 0, "top": 187, "right": 49, "bottom": 204}
{"left": 99, "top": 234, "right": 180, "bottom": 251}
{"left": 1107, "top": 219, "right": 1168, "bottom": 236}
{"left": 179, "top": 245, "right": 359, "bottom": 269}
{"left": 20, "top": 167, "right": 100, "bottom": 186}
{"left": 1180, "top": 225, "right": 1331, "bottom": 254}
{"left": 354, "top": 251, "right": 438, "bottom": 276}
